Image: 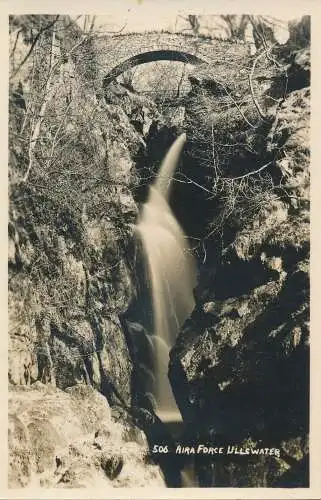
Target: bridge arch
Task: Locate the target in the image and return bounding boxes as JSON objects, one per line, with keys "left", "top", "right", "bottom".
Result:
{"left": 103, "top": 49, "right": 207, "bottom": 88}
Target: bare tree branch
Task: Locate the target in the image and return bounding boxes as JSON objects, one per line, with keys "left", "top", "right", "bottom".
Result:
{"left": 9, "top": 28, "right": 22, "bottom": 65}
{"left": 88, "top": 16, "right": 96, "bottom": 34}
{"left": 23, "top": 27, "right": 57, "bottom": 182}
{"left": 10, "top": 15, "right": 60, "bottom": 80}
{"left": 249, "top": 48, "right": 270, "bottom": 121}
{"left": 221, "top": 161, "right": 272, "bottom": 181}
{"left": 46, "top": 100, "right": 73, "bottom": 167}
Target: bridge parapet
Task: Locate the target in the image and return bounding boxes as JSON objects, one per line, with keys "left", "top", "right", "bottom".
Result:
{"left": 93, "top": 32, "right": 250, "bottom": 88}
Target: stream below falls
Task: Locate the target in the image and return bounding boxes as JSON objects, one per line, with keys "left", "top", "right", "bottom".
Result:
{"left": 135, "top": 133, "right": 199, "bottom": 487}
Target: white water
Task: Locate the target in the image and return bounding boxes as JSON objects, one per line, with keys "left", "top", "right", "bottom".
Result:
{"left": 136, "top": 133, "right": 197, "bottom": 420}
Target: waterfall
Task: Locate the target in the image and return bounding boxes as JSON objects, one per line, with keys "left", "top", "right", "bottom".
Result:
{"left": 136, "top": 133, "right": 197, "bottom": 420}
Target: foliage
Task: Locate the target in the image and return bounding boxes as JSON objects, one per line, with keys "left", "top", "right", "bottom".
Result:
{"left": 8, "top": 15, "right": 140, "bottom": 399}
{"left": 175, "top": 46, "right": 293, "bottom": 249}
{"left": 9, "top": 15, "right": 138, "bottom": 223}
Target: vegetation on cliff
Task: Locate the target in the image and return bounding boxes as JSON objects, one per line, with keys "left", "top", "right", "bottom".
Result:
{"left": 9, "top": 15, "right": 165, "bottom": 488}
{"left": 168, "top": 16, "right": 310, "bottom": 487}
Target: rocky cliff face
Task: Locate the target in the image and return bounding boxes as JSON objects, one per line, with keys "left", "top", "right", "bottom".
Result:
{"left": 169, "top": 17, "right": 310, "bottom": 487}
{"left": 9, "top": 15, "right": 165, "bottom": 488}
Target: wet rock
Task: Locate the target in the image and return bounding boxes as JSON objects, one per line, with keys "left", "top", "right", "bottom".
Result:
{"left": 9, "top": 384, "right": 164, "bottom": 488}
{"left": 169, "top": 39, "right": 309, "bottom": 486}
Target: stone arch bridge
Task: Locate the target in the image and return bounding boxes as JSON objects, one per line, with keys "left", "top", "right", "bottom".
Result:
{"left": 93, "top": 32, "right": 250, "bottom": 90}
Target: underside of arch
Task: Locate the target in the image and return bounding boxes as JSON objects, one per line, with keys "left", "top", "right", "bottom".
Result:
{"left": 103, "top": 49, "right": 207, "bottom": 88}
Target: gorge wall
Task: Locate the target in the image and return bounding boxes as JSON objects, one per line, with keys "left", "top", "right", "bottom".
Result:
{"left": 9, "top": 15, "right": 166, "bottom": 488}
{"left": 168, "top": 17, "right": 310, "bottom": 487}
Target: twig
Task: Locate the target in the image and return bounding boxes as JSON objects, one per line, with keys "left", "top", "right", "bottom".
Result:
{"left": 46, "top": 100, "right": 72, "bottom": 166}
{"left": 211, "top": 124, "right": 219, "bottom": 178}
{"left": 23, "top": 28, "right": 57, "bottom": 183}
{"left": 249, "top": 48, "right": 269, "bottom": 121}
{"left": 222, "top": 161, "right": 272, "bottom": 181}
{"left": 176, "top": 63, "right": 187, "bottom": 98}
{"left": 20, "top": 50, "right": 37, "bottom": 135}
{"left": 10, "top": 16, "right": 60, "bottom": 80}
{"left": 201, "top": 240, "right": 207, "bottom": 264}
{"left": 9, "top": 28, "right": 22, "bottom": 66}
{"left": 215, "top": 78, "right": 257, "bottom": 129}
{"left": 88, "top": 16, "right": 96, "bottom": 34}
{"left": 174, "top": 173, "right": 215, "bottom": 197}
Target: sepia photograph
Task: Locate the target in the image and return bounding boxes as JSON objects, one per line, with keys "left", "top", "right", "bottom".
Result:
{"left": 7, "top": 1, "right": 313, "bottom": 493}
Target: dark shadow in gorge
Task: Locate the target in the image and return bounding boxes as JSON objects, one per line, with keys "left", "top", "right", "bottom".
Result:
{"left": 169, "top": 267, "right": 309, "bottom": 487}
{"left": 120, "top": 314, "right": 190, "bottom": 487}
{"left": 133, "top": 123, "right": 219, "bottom": 243}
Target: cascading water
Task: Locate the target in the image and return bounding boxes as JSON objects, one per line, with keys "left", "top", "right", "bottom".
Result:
{"left": 136, "top": 133, "right": 197, "bottom": 422}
